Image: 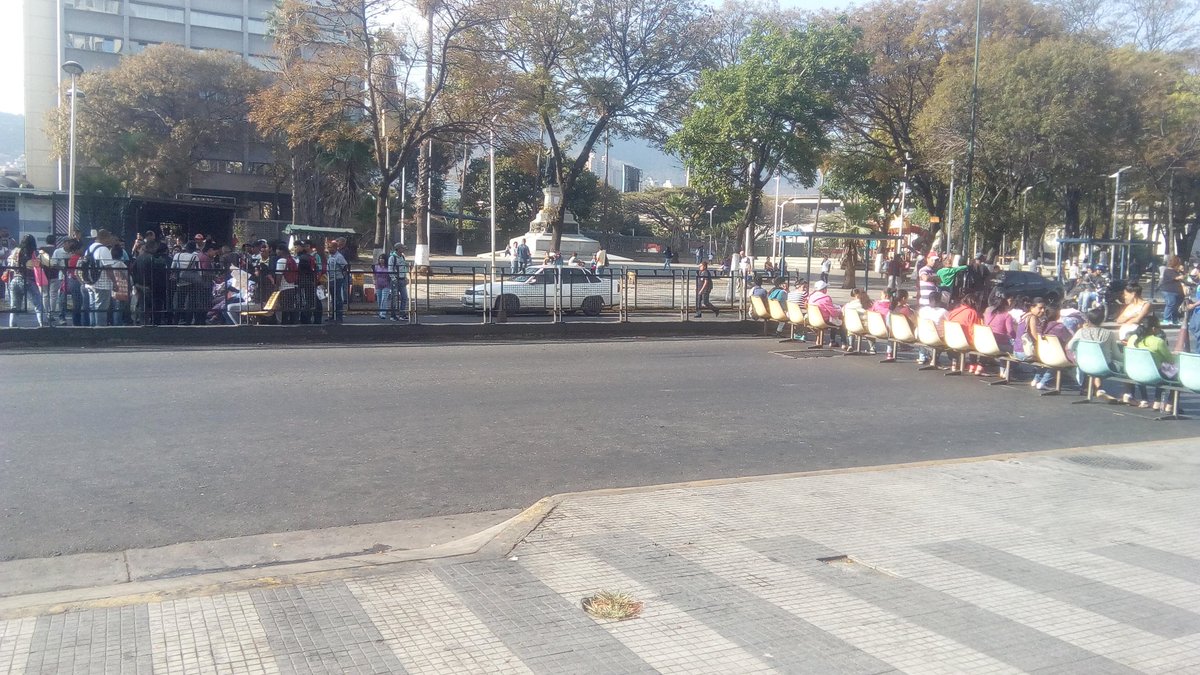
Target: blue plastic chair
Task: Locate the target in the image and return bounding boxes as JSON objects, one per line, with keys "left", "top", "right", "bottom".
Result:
{"left": 1124, "top": 347, "right": 1182, "bottom": 420}
{"left": 1179, "top": 352, "right": 1200, "bottom": 393}
{"left": 1073, "top": 340, "right": 1116, "bottom": 402}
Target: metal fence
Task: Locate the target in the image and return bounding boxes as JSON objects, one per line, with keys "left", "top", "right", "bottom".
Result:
{"left": 1, "top": 262, "right": 760, "bottom": 328}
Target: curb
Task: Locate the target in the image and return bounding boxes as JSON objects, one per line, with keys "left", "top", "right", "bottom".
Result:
{"left": 0, "top": 320, "right": 756, "bottom": 350}
{"left": 0, "top": 435, "right": 1191, "bottom": 618}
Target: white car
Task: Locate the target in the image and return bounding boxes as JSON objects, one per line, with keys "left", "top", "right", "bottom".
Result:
{"left": 461, "top": 265, "right": 620, "bottom": 315}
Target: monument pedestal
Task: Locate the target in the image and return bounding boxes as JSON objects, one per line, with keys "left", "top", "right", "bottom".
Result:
{"left": 510, "top": 184, "right": 601, "bottom": 261}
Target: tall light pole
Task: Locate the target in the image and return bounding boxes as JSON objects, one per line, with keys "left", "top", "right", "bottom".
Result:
{"left": 944, "top": 160, "right": 956, "bottom": 254}
{"left": 488, "top": 123, "right": 497, "bottom": 323}
{"left": 707, "top": 205, "right": 716, "bottom": 260}
{"left": 1020, "top": 185, "right": 1034, "bottom": 265}
{"left": 1109, "top": 166, "right": 1132, "bottom": 239}
{"left": 961, "top": 0, "right": 981, "bottom": 260}
{"left": 898, "top": 152, "right": 911, "bottom": 247}
{"left": 62, "top": 61, "right": 84, "bottom": 238}
{"left": 772, "top": 173, "right": 781, "bottom": 261}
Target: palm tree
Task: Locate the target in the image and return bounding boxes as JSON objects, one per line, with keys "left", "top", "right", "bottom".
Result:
{"left": 819, "top": 201, "right": 880, "bottom": 289}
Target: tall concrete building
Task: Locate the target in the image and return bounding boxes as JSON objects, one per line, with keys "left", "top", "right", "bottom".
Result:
{"left": 23, "top": 0, "right": 282, "bottom": 215}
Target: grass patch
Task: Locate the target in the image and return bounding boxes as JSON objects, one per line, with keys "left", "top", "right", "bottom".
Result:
{"left": 582, "top": 590, "right": 644, "bottom": 620}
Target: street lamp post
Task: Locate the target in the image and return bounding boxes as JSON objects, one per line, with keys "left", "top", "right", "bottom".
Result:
{"left": 944, "top": 160, "right": 956, "bottom": 255}
{"left": 706, "top": 205, "right": 716, "bottom": 261}
{"left": 488, "top": 125, "right": 497, "bottom": 324}
{"left": 1109, "top": 166, "right": 1132, "bottom": 240}
{"left": 898, "top": 152, "right": 911, "bottom": 248}
{"left": 62, "top": 61, "right": 84, "bottom": 238}
{"left": 1020, "top": 185, "right": 1034, "bottom": 266}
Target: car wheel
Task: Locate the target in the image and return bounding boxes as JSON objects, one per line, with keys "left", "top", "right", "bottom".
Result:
{"left": 581, "top": 296, "right": 604, "bottom": 316}
{"left": 495, "top": 294, "right": 520, "bottom": 314}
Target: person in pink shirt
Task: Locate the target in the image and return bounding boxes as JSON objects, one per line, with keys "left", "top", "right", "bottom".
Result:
{"left": 808, "top": 280, "right": 843, "bottom": 346}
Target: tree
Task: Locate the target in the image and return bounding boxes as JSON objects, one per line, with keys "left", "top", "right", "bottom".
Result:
{"left": 669, "top": 18, "right": 867, "bottom": 256}
{"left": 622, "top": 188, "right": 708, "bottom": 249}
{"left": 915, "top": 37, "right": 1137, "bottom": 250}
{"left": 497, "top": 0, "right": 714, "bottom": 253}
{"left": 836, "top": 0, "right": 1064, "bottom": 242}
{"left": 48, "top": 45, "right": 263, "bottom": 197}
{"left": 252, "top": 0, "right": 512, "bottom": 258}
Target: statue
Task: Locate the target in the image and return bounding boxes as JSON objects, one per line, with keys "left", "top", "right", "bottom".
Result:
{"left": 542, "top": 154, "right": 559, "bottom": 187}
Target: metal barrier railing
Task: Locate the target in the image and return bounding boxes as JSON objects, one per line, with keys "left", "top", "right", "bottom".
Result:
{"left": 2, "top": 261, "right": 759, "bottom": 328}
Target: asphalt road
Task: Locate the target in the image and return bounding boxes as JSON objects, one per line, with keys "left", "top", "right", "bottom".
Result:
{"left": 1, "top": 338, "right": 1195, "bottom": 561}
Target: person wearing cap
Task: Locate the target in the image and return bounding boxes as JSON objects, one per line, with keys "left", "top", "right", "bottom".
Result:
{"left": 387, "top": 243, "right": 409, "bottom": 321}
{"left": 808, "top": 279, "right": 843, "bottom": 345}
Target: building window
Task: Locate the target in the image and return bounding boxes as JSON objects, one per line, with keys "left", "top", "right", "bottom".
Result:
{"left": 65, "top": 0, "right": 121, "bottom": 15}
{"left": 191, "top": 10, "right": 243, "bottom": 31}
{"left": 66, "top": 32, "right": 124, "bottom": 53}
{"left": 0, "top": 195, "right": 15, "bottom": 212}
{"left": 128, "top": 2, "right": 185, "bottom": 23}
{"left": 125, "top": 40, "right": 158, "bottom": 54}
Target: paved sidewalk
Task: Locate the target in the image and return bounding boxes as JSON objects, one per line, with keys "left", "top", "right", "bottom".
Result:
{"left": 3, "top": 438, "right": 1200, "bottom": 674}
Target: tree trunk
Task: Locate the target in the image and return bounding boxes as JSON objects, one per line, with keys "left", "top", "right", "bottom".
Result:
{"left": 375, "top": 180, "right": 389, "bottom": 250}
{"left": 1063, "top": 187, "right": 1082, "bottom": 240}
{"left": 732, "top": 186, "right": 761, "bottom": 258}
{"left": 841, "top": 243, "right": 858, "bottom": 289}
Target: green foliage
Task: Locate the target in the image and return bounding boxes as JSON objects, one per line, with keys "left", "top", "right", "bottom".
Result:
{"left": 48, "top": 45, "right": 263, "bottom": 196}
{"left": 669, "top": 17, "right": 868, "bottom": 248}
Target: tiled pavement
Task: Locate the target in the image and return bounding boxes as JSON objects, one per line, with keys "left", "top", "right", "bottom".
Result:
{"left": 3, "top": 439, "right": 1200, "bottom": 674}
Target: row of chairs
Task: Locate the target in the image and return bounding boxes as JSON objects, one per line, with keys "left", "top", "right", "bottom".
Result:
{"left": 750, "top": 295, "right": 1198, "bottom": 420}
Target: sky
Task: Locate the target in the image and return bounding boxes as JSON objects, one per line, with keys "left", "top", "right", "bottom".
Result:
{"left": 0, "top": 0, "right": 860, "bottom": 119}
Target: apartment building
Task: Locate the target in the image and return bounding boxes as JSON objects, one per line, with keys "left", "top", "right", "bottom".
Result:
{"left": 23, "top": 0, "right": 283, "bottom": 218}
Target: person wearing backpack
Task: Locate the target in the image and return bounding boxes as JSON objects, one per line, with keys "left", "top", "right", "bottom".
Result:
{"left": 171, "top": 241, "right": 203, "bottom": 325}
{"left": 294, "top": 241, "right": 319, "bottom": 324}
{"left": 273, "top": 241, "right": 300, "bottom": 324}
{"left": 81, "top": 230, "right": 118, "bottom": 326}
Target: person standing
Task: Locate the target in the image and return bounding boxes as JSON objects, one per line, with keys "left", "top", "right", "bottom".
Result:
{"left": 1159, "top": 256, "right": 1186, "bottom": 327}
{"left": 373, "top": 254, "right": 392, "bottom": 320}
{"left": 273, "top": 241, "right": 299, "bottom": 325}
{"left": 662, "top": 245, "right": 673, "bottom": 270}
{"left": 84, "top": 230, "right": 117, "bottom": 326}
{"left": 388, "top": 243, "right": 409, "bottom": 322}
{"left": 693, "top": 261, "right": 719, "bottom": 318}
{"left": 326, "top": 240, "right": 349, "bottom": 323}
{"left": 593, "top": 247, "right": 608, "bottom": 275}
{"left": 820, "top": 256, "right": 832, "bottom": 284}
{"left": 517, "top": 238, "right": 531, "bottom": 273}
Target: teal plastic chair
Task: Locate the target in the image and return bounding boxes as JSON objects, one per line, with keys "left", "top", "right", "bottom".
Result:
{"left": 1073, "top": 340, "right": 1116, "bottom": 402}
{"left": 1124, "top": 347, "right": 1181, "bottom": 420}
{"left": 1179, "top": 352, "right": 1200, "bottom": 393}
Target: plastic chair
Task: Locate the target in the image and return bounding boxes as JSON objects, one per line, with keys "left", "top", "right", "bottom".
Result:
{"left": 807, "top": 304, "right": 830, "bottom": 349}
{"left": 786, "top": 301, "right": 806, "bottom": 340}
{"left": 888, "top": 313, "right": 917, "bottom": 363}
{"left": 971, "top": 324, "right": 1014, "bottom": 385}
{"left": 1178, "top": 352, "right": 1200, "bottom": 393}
{"left": 942, "top": 321, "right": 972, "bottom": 375}
{"left": 749, "top": 295, "right": 770, "bottom": 334}
{"left": 1124, "top": 347, "right": 1181, "bottom": 420}
{"left": 843, "top": 309, "right": 868, "bottom": 353}
{"left": 866, "top": 311, "right": 892, "bottom": 362}
{"left": 1034, "top": 335, "right": 1073, "bottom": 395}
{"left": 768, "top": 298, "right": 790, "bottom": 340}
{"left": 1073, "top": 339, "right": 1117, "bottom": 402}
{"left": 916, "top": 317, "right": 944, "bottom": 371}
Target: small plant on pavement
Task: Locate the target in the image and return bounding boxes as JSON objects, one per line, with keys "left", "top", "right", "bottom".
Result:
{"left": 582, "top": 590, "right": 643, "bottom": 620}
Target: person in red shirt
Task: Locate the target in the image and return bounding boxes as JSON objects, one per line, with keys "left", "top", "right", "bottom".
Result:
{"left": 946, "top": 295, "right": 983, "bottom": 373}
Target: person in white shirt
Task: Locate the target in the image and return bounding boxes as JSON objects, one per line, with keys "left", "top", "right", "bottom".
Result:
{"left": 916, "top": 291, "right": 949, "bottom": 365}
{"left": 84, "top": 230, "right": 118, "bottom": 326}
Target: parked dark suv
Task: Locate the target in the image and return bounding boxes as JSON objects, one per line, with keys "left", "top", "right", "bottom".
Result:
{"left": 986, "top": 270, "right": 1066, "bottom": 305}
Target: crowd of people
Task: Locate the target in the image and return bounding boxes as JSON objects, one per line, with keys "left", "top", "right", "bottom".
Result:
{"left": 2, "top": 230, "right": 412, "bottom": 327}
{"left": 752, "top": 250, "right": 1200, "bottom": 413}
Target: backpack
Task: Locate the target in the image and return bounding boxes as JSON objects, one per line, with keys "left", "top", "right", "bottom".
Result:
{"left": 81, "top": 245, "right": 102, "bottom": 284}
{"left": 282, "top": 255, "right": 299, "bottom": 284}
